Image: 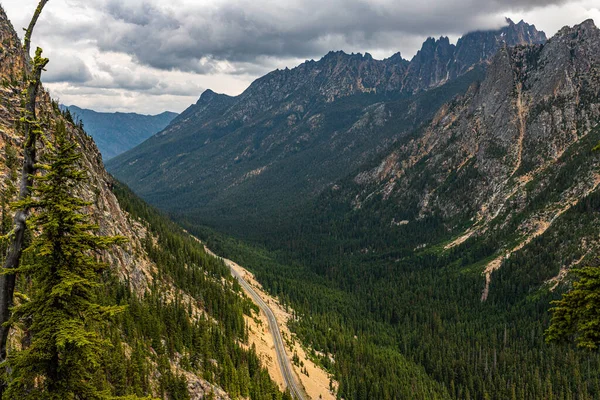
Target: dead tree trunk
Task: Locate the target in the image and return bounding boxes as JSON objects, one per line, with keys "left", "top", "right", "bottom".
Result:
{"left": 23, "top": 0, "right": 49, "bottom": 57}
{"left": 0, "top": 0, "right": 49, "bottom": 369}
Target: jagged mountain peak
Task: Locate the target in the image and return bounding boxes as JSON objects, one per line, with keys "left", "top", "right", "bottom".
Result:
{"left": 505, "top": 17, "right": 529, "bottom": 27}
{"left": 580, "top": 18, "right": 597, "bottom": 28}
{"left": 196, "top": 88, "right": 232, "bottom": 105}
{"left": 319, "top": 49, "right": 381, "bottom": 63}
{"left": 466, "top": 17, "right": 545, "bottom": 43}
{"left": 557, "top": 18, "right": 598, "bottom": 36}
{"left": 169, "top": 88, "right": 235, "bottom": 130}
{"left": 412, "top": 36, "right": 453, "bottom": 57}
{"left": 384, "top": 51, "right": 404, "bottom": 63}
{"left": 318, "top": 50, "right": 406, "bottom": 65}
{"left": 323, "top": 49, "right": 349, "bottom": 58}
{"left": 423, "top": 35, "right": 451, "bottom": 46}
{"left": 198, "top": 88, "right": 217, "bottom": 100}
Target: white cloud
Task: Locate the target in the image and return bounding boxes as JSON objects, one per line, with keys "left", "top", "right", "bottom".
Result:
{"left": 505, "top": 0, "right": 600, "bottom": 35}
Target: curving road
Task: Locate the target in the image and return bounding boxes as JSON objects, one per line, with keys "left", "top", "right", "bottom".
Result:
{"left": 188, "top": 234, "right": 308, "bottom": 399}
{"left": 227, "top": 260, "right": 308, "bottom": 400}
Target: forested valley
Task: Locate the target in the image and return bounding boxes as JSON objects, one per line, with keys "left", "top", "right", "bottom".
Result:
{"left": 2, "top": 0, "right": 600, "bottom": 398}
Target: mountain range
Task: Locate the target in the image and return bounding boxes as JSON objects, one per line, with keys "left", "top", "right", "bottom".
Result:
{"left": 63, "top": 105, "right": 177, "bottom": 160}
{"left": 107, "top": 19, "right": 547, "bottom": 231}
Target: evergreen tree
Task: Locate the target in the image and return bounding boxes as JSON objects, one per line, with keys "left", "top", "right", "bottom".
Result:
{"left": 546, "top": 266, "right": 600, "bottom": 350}
{"left": 4, "top": 122, "right": 126, "bottom": 399}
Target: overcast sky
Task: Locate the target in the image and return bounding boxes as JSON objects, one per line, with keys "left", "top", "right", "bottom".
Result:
{"left": 1, "top": 0, "right": 599, "bottom": 114}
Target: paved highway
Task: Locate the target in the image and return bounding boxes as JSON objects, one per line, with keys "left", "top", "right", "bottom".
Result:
{"left": 188, "top": 234, "right": 308, "bottom": 399}
{"left": 227, "top": 260, "right": 308, "bottom": 400}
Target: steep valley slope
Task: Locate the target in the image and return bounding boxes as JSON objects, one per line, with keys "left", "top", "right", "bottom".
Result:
{"left": 0, "top": 6, "right": 289, "bottom": 399}
{"left": 337, "top": 19, "right": 600, "bottom": 296}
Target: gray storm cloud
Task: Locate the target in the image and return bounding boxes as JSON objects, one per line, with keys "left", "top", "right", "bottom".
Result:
{"left": 43, "top": 53, "right": 93, "bottom": 83}
{"left": 84, "top": 0, "right": 570, "bottom": 73}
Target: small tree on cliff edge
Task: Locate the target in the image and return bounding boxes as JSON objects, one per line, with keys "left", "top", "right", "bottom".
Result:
{"left": 546, "top": 265, "right": 600, "bottom": 350}
{"left": 4, "top": 122, "right": 126, "bottom": 399}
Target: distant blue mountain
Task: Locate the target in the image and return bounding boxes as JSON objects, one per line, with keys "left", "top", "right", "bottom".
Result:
{"left": 63, "top": 105, "right": 177, "bottom": 160}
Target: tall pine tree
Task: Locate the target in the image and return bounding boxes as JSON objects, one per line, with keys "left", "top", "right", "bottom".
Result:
{"left": 4, "top": 121, "right": 126, "bottom": 399}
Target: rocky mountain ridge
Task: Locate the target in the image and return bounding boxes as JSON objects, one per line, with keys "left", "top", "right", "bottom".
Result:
{"left": 172, "top": 19, "right": 545, "bottom": 126}
{"left": 233, "top": 18, "right": 546, "bottom": 110}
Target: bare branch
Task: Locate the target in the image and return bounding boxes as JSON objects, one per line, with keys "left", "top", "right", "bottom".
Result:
{"left": 23, "top": 0, "right": 49, "bottom": 57}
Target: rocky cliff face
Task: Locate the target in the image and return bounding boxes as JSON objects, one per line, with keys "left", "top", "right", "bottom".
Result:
{"left": 0, "top": 6, "right": 231, "bottom": 398}
{"left": 348, "top": 19, "right": 600, "bottom": 298}
{"left": 0, "top": 6, "right": 153, "bottom": 305}
{"left": 354, "top": 19, "right": 599, "bottom": 223}
{"left": 0, "top": 9, "right": 25, "bottom": 78}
